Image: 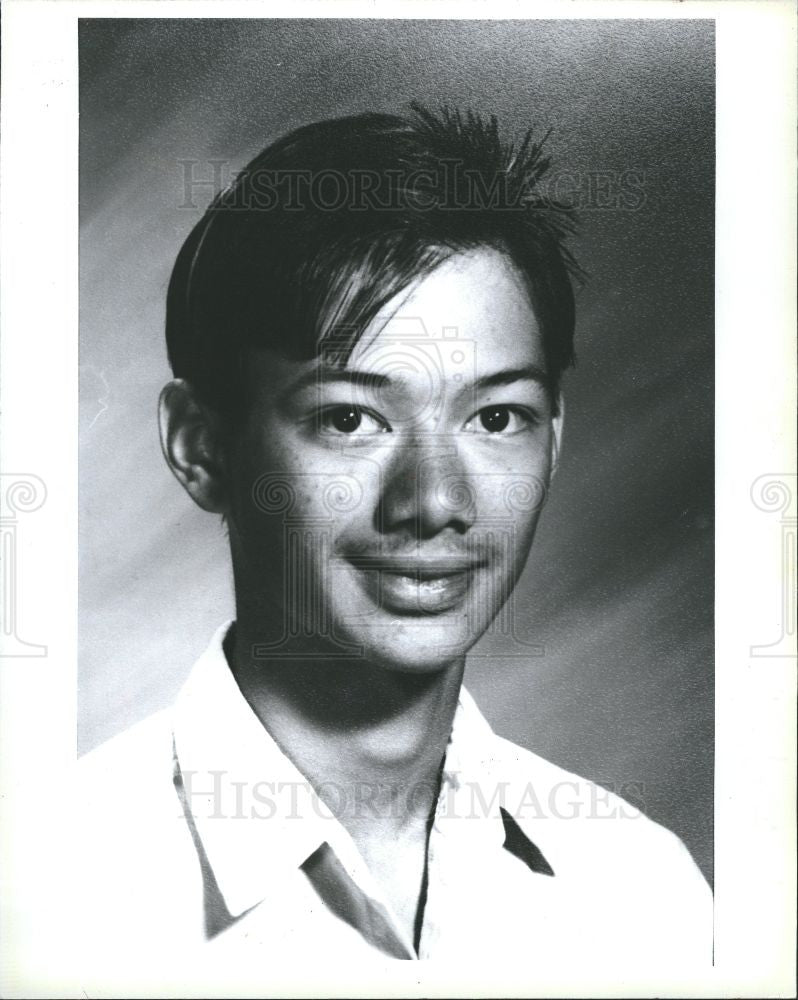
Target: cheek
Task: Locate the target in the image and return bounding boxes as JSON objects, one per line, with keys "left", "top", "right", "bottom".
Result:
{"left": 487, "top": 512, "right": 540, "bottom": 580}
{"left": 471, "top": 457, "right": 550, "bottom": 539}
{"left": 231, "top": 424, "right": 334, "bottom": 519}
{"left": 248, "top": 470, "right": 376, "bottom": 555}
{"left": 511, "top": 507, "right": 543, "bottom": 564}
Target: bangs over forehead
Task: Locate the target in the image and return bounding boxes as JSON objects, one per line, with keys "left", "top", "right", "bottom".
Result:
{"left": 166, "top": 104, "right": 582, "bottom": 421}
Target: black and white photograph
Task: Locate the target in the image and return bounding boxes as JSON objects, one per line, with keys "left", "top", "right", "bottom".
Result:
{"left": 0, "top": 3, "right": 795, "bottom": 998}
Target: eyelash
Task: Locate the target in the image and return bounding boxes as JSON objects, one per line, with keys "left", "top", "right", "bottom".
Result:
{"left": 316, "top": 404, "right": 539, "bottom": 437}
{"left": 317, "top": 406, "right": 389, "bottom": 436}
{"left": 464, "top": 405, "right": 540, "bottom": 435}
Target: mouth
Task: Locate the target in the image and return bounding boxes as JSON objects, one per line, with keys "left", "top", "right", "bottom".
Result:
{"left": 344, "top": 556, "right": 485, "bottom": 615}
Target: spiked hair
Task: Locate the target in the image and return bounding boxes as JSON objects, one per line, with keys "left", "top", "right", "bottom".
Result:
{"left": 166, "top": 103, "right": 582, "bottom": 421}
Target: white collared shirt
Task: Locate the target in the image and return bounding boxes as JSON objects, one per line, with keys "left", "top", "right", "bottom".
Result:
{"left": 76, "top": 622, "right": 712, "bottom": 973}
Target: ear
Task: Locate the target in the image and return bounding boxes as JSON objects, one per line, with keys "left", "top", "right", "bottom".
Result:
{"left": 158, "top": 379, "right": 229, "bottom": 514}
{"left": 550, "top": 394, "right": 564, "bottom": 478}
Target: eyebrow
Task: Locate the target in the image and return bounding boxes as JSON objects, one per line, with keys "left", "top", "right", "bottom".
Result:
{"left": 285, "top": 364, "right": 550, "bottom": 397}
{"left": 285, "top": 369, "right": 391, "bottom": 396}
{"left": 471, "top": 365, "right": 551, "bottom": 392}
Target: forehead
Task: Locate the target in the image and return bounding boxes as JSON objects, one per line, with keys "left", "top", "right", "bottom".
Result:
{"left": 243, "top": 247, "right": 547, "bottom": 409}
{"left": 349, "top": 248, "right": 543, "bottom": 374}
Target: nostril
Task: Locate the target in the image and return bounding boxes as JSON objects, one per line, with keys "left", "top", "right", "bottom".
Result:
{"left": 374, "top": 442, "right": 478, "bottom": 540}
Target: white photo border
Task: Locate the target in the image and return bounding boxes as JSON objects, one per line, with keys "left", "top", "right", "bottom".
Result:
{"left": 1, "top": 1, "right": 795, "bottom": 996}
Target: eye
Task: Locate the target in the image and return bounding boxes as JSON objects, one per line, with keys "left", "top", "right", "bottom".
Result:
{"left": 318, "top": 405, "right": 389, "bottom": 436}
{"left": 465, "top": 405, "right": 535, "bottom": 435}
{"left": 479, "top": 406, "right": 511, "bottom": 432}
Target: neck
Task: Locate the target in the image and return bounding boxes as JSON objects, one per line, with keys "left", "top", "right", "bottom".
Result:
{"left": 226, "top": 617, "right": 465, "bottom": 842}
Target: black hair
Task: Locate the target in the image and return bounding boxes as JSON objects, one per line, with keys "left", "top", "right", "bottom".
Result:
{"left": 166, "top": 103, "right": 582, "bottom": 422}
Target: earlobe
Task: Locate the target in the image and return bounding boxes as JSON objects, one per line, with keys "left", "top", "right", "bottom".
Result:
{"left": 158, "top": 380, "right": 228, "bottom": 514}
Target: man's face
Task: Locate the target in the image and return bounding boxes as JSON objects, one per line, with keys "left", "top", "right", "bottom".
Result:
{"left": 226, "top": 248, "right": 562, "bottom": 671}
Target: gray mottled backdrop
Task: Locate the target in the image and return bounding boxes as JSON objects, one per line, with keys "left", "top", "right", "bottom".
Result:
{"left": 79, "top": 19, "right": 714, "bottom": 882}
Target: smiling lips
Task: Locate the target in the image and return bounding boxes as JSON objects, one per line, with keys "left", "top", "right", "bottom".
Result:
{"left": 344, "top": 555, "right": 486, "bottom": 615}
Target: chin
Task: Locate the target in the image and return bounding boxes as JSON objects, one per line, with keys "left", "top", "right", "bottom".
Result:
{"left": 325, "top": 583, "right": 510, "bottom": 673}
{"left": 344, "top": 617, "right": 482, "bottom": 674}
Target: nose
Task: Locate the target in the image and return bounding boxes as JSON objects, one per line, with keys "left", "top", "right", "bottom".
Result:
{"left": 376, "top": 437, "right": 477, "bottom": 540}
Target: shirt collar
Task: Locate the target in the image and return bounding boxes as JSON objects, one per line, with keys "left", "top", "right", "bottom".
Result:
{"left": 172, "top": 621, "right": 332, "bottom": 916}
{"left": 172, "top": 622, "right": 552, "bottom": 919}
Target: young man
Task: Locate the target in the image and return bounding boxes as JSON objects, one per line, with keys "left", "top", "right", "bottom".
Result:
{"left": 78, "top": 106, "right": 711, "bottom": 970}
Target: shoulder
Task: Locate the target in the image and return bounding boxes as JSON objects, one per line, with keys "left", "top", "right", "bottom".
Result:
{"left": 493, "top": 733, "right": 704, "bottom": 873}
{"left": 457, "top": 688, "right": 709, "bottom": 891}
{"left": 76, "top": 709, "right": 206, "bottom": 947}
{"left": 493, "top": 735, "right": 710, "bottom": 896}
{"left": 78, "top": 709, "right": 176, "bottom": 802}
{"left": 487, "top": 734, "right": 712, "bottom": 962}
{"left": 77, "top": 709, "right": 186, "bottom": 856}
{"left": 77, "top": 709, "right": 194, "bottom": 873}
